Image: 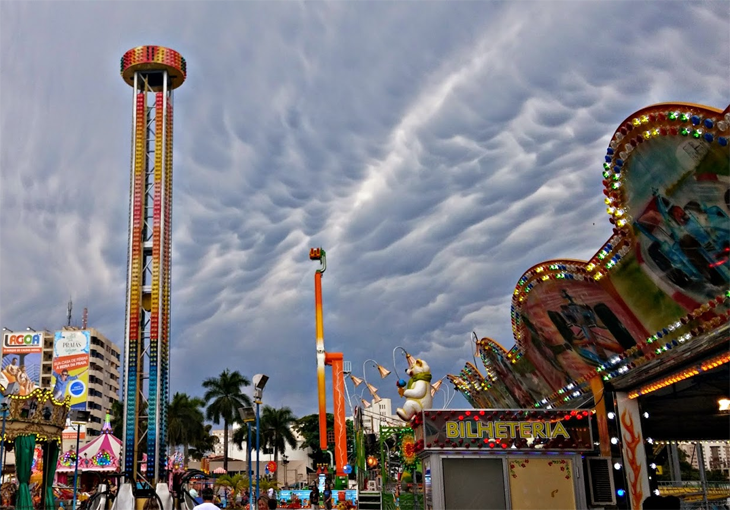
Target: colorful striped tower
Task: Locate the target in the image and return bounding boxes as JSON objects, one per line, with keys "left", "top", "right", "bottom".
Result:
{"left": 120, "top": 46, "right": 186, "bottom": 484}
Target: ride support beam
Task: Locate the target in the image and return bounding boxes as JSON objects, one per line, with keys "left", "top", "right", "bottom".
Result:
{"left": 326, "top": 352, "right": 347, "bottom": 477}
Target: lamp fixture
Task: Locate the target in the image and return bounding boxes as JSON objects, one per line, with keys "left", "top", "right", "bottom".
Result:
{"left": 376, "top": 364, "right": 392, "bottom": 379}
{"left": 365, "top": 382, "right": 378, "bottom": 397}
{"left": 238, "top": 406, "right": 255, "bottom": 423}
{"left": 431, "top": 378, "right": 444, "bottom": 397}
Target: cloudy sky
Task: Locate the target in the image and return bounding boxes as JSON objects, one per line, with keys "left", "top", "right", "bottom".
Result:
{"left": 0, "top": 1, "right": 728, "bottom": 420}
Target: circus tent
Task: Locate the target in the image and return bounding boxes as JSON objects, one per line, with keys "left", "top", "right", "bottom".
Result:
{"left": 57, "top": 416, "right": 121, "bottom": 473}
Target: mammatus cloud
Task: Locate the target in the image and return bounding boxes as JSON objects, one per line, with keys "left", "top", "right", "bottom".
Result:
{"left": 1, "top": 2, "right": 728, "bottom": 417}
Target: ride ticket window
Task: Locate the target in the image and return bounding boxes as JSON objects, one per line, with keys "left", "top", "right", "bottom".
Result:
{"left": 442, "top": 457, "right": 506, "bottom": 509}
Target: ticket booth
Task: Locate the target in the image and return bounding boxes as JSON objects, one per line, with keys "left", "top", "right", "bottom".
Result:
{"left": 413, "top": 409, "right": 594, "bottom": 510}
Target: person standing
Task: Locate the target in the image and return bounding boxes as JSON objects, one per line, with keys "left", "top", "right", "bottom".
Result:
{"left": 309, "top": 484, "right": 320, "bottom": 510}
{"left": 322, "top": 482, "right": 333, "bottom": 510}
{"left": 193, "top": 488, "right": 221, "bottom": 510}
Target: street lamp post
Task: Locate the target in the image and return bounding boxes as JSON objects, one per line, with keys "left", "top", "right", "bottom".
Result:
{"left": 238, "top": 406, "right": 256, "bottom": 508}
{"left": 0, "top": 399, "right": 9, "bottom": 480}
{"left": 71, "top": 423, "right": 82, "bottom": 510}
{"left": 252, "top": 374, "right": 269, "bottom": 505}
{"left": 282, "top": 454, "right": 289, "bottom": 487}
{"left": 70, "top": 410, "right": 90, "bottom": 510}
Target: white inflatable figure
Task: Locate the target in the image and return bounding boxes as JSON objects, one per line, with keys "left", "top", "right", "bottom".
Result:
{"left": 396, "top": 358, "right": 433, "bottom": 422}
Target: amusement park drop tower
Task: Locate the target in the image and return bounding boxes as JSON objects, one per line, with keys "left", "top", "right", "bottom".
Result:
{"left": 120, "top": 46, "right": 186, "bottom": 485}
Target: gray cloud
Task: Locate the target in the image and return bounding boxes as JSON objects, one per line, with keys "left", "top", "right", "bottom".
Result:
{"left": 1, "top": 1, "right": 728, "bottom": 418}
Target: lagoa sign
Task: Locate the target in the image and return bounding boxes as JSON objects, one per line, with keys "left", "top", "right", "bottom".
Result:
{"left": 413, "top": 409, "right": 594, "bottom": 452}
{"left": 3, "top": 333, "right": 42, "bottom": 347}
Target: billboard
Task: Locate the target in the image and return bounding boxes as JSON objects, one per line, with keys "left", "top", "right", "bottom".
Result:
{"left": 52, "top": 330, "right": 90, "bottom": 410}
{"left": 1, "top": 331, "right": 43, "bottom": 395}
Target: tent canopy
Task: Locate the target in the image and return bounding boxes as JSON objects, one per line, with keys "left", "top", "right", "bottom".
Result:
{"left": 57, "top": 423, "right": 121, "bottom": 473}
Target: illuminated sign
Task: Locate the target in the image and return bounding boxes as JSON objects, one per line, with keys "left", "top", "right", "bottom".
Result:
{"left": 445, "top": 419, "right": 570, "bottom": 440}
{"left": 414, "top": 409, "right": 594, "bottom": 452}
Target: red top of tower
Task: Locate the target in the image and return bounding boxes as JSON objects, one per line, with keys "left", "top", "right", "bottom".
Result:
{"left": 120, "top": 46, "right": 186, "bottom": 89}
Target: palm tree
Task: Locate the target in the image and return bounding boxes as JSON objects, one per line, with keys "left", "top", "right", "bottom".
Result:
{"left": 110, "top": 400, "right": 124, "bottom": 438}
{"left": 260, "top": 406, "right": 298, "bottom": 468}
{"left": 189, "top": 424, "right": 219, "bottom": 461}
{"left": 168, "top": 392, "right": 206, "bottom": 467}
{"left": 215, "top": 473, "right": 249, "bottom": 504}
{"left": 202, "top": 369, "right": 252, "bottom": 471}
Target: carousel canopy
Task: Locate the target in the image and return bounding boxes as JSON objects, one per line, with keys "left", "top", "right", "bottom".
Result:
{"left": 57, "top": 415, "right": 121, "bottom": 472}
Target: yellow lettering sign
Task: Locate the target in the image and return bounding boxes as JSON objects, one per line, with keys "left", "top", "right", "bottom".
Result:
{"left": 466, "top": 421, "right": 479, "bottom": 438}
{"left": 446, "top": 421, "right": 459, "bottom": 438}
{"left": 533, "top": 422, "right": 547, "bottom": 438}
{"left": 519, "top": 422, "right": 532, "bottom": 438}
{"left": 477, "top": 421, "right": 493, "bottom": 437}
{"left": 441, "top": 419, "right": 572, "bottom": 443}
{"left": 550, "top": 421, "right": 570, "bottom": 439}
{"left": 494, "top": 422, "right": 507, "bottom": 439}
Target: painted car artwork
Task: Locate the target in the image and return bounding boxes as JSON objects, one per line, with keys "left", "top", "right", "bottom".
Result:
{"left": 450, "top": 102, "right": 730, "bottom": 409}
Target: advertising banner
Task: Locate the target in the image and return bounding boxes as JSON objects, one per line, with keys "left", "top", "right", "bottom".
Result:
{"left": 416, "top": 409, "right": 593, "bottom": 452}
{"left": 52, "top": 330, "right": 90, "bottom": 410}
{"left": 62, "top": 424, "right": 87, "bottom": 441}
{"left": 1, "top": 331, "right": 43, "bottom": 395}
{"left": 277, "top": 489, "right": 358, "bottom": 508}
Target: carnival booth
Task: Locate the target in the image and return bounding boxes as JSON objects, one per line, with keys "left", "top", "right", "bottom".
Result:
{"left": 0, "top": 388, "right": 69, "bottom": 510}
{"left": 56, "top": 418, "right": 121, "bottom": 490}
{"left": 411, "top": 408, "right": 593, "bottom": 510}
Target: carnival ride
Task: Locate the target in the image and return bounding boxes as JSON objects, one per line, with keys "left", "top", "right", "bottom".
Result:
{"left": 114, "top": 44, "right": 187, "bottom": 508}
{"left": 174, "top": 469, "right": 210, "bottom": 510}
{"left": 0, "top": 388, "right": 69, "bottom": 510}
{"left": 634, "top": 188, "right": 730, "bottom": 290}
{"left": 447, "top": 102, "right": 730, "bottom": 508}
{"left": 449, "top": 103, "right": 730, "bottom": 415}
{"left": 310, "top": 248, "right": 349, "bottom": 489}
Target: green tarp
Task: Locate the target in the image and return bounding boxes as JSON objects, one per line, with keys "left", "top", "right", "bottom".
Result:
{"left": 15, "top": 435, "right": 36, "bottom": 510}
{"left": 43, "top": 441, "right": 60, "bottom": 509}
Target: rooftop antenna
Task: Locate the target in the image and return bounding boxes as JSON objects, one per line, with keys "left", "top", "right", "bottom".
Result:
{"left": 82, "top": 308, "right": 88, "bottom": 329}
{"left": 67, "top": 297, "right": 73, "bottom": 327}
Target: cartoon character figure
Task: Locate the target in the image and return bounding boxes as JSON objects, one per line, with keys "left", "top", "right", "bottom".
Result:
{"left": 396, "top": 359, "right": 433, "bottom": 422}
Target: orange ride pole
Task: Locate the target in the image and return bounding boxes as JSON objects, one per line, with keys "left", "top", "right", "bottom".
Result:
{"left": 310, "top": 248, "right": 328, "bottom": 450}
{"left": 326, "top": 352, "right": 347, "bottom": 477}
{"left": 590, "top": 375, "right": 611, "bottom": 457}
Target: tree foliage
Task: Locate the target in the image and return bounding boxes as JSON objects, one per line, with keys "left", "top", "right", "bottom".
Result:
{"left": 294, "top": 413, "right": 354, "bottom": 468}
{"left": 260, "top": 406, "right": 299, "bottom": 465}
{"left": 168, "top": 392, "right": 217, "bottom": 465}
{"left": 203, "top": 369, "right": 252, "bottom": 471}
